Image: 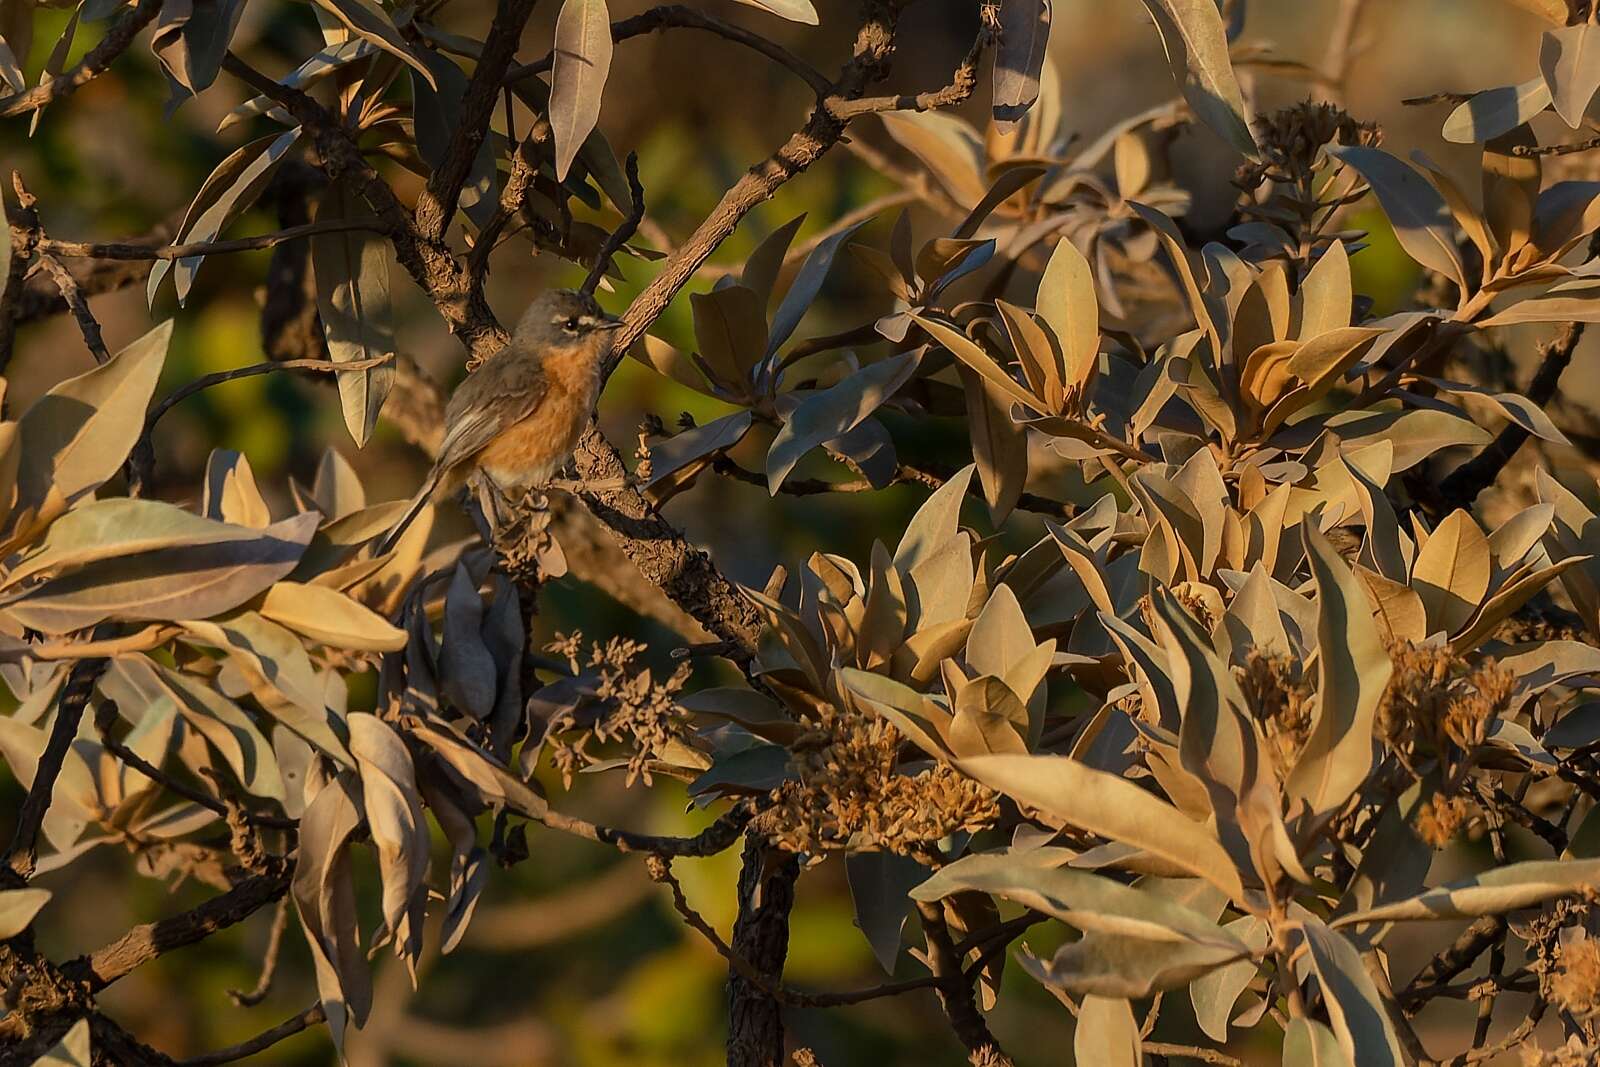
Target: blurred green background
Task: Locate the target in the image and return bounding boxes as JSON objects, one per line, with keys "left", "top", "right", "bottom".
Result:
{"left": 0, "top": 0, "right": 1577, "bottom": 1063}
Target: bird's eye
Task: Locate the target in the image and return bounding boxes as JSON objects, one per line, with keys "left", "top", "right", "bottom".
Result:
{"left": 564, "top": 316, "right": 580, "bottom": 332}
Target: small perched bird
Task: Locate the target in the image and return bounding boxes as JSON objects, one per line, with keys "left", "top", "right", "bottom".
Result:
{"left": 378, "top": 289, "right": 624, "bottom": 553}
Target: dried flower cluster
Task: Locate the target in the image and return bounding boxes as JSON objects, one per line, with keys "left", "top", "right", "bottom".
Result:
{"left": 544, "top": 633, "right": 694, "bottom": 787}
{"left": 755, "top": 704, "right": 998, "bottom": 857}
{"left": 1378, "top": 641, "right": 1517, "bottom": 764}
{"left": 1236, "top": 647, "right": 1314, "bottom": 777}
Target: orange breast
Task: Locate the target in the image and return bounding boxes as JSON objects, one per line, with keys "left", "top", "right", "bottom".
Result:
{"left": 474, "top": 371, "right": 595, "bottom": 490}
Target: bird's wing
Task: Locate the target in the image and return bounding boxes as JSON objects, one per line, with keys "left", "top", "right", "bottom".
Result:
{"left": 433, "top": 358, "right": 551, "bottom": 472}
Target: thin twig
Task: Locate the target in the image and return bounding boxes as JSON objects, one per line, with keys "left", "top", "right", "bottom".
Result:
{"left": 62, "top": 862, "right": 292, "bottom": 991}
{"left": 177, "top": 1004, "right": 326, "bottom": 1067}
{"left": 228, "top": 896, "right": 291, "bottom": 1006}
{"left": 95, "top": 705, "right": 298, "bottom": 832}
{"left": 416, "top": 0, "right": 539, "bottom": 242}
{"left": 504, "top": 3, "right": 831, "bottom": 96}
{"left": 1514, "top": 136, "right": 1600, "bottom": 157}
{"left": 144, "top": 354, "right": 395, "bottom": 436}
{"left": 580, "top": 153, "right": 645, "bottom": 297}
{"left": 646, "top": 853, "right": 953, "bottom": 1008}
{"left": 38, "top": 218, "right": 388, "bottom": 261}
{"left": 0, "top": 0, "right": 163, "bottom": 118}
{"left": 36, "top": 252, "right": 109, "bottom": 363}
{"left": 1142, "top": 1043, "right": 1243, "bottom": 1066}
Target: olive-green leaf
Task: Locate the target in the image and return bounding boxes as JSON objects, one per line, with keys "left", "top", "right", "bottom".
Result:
{"left": 1326, "top": 146, "right": 1466, "bottom": 290}
{"left": 307, "top": 0, "right": 436, "bottom": 89}
{"left": 1542, "top": 22, "right": 1600, "bottom": 128}
{"left": 1411, "top": 509, "right": 1491, "bottom": 636}
{"left": 1333, "top": 859, "right": 1600, "bottom": 926}
{"left": 1285, "top": 527, "right": 1392, "bottom": 821}
{"left": 879, "top": 112, "right": 987, "bottom": 207}
{"left": 1137, "top": 0, "right": 1258, "bottom": 158}
{"left": 3, "top": 512, "right": 318, "bottom": 634}
{"left": 1036, "top": 236, "right": 1099, "bottom": 394}
{"left": 551, "top": 0, "right": 613, "bottom": 181}
{"left": 1190, "top": 916, "right": 1268, "bottom": 1042}
{"left": 31, "top": 1017, "right": 90, "bottom": 1067}
{"left": 1074, "top": 995, "right": 1140, "bottom": 1067}
{"left": 1444, "top": 78, "right": 1552, "bottom": 143}
{"left": 893, "top": 463, "right": 975, "bottom": 573}
{"left": 5, "top": 497, "right": 281, "bottom": 588}
{"left": 260, "top": 581, "right": 406, "bottom": 652}
{"left": 911, "top": 848, "right": 1250, "bottom": 949}
{"left": 768, "top": 220, "right": 868, "bottom": 358}
{"left": 182, "top": 611, "right": 351, "bottom": 764}
{"left": 1298, "top": 240, "right": 1352, "bottom": 340}
{"left": 1299, "top": 920, "right": 1404, "bottom": 1067}
{"left": 846, "top": 851, "right": 926, "bottom": 974}
{"left": 958, "top": 754, "right": 1245, "bottom": 899}
{"left": 149, "top": 128, "right": 302, "bottom": 305}
{"left": 16, "top": 320, "right": 171, "bottom": 515}
{"left": 994, "top": 0, "right": 1051, "bottom": 126}
{"left": 1284, "top": 1017, "right": 1353, "bottom": 1067}
{"left": 910, "top": 313, "right": 1041, "bottom": 413}
{"left": 312, "top": 177, "right": 395, "bottom": 448}
{"left": 691, "top": 285, "right": 768, "bottom": 391}
{"left": 733, "top": 0, "right": 818, "bottom": 24}
{"left": 767, "top": 351, "right": 920, "bottom": 492}
{"left": 645, "top": 411, "right": 754, "bottom": 490}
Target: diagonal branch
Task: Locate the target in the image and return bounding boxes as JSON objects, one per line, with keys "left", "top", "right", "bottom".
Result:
{"left": 0, "top": 0, "right": 163, "bottom": 119}
{"left": 61, "top": 862, "right": 292, "bottom": 992}
{"left": 220, "top": 52, "right": 509, "bottom": 361}
{"left": 2, "top": 655, "right": 107, "bottom": 882}
{"left": 415, "top": 0, "right": 540, "bottom": 242}
{"left": 1439, "top": 321, "right": 1585, "bottom": 511}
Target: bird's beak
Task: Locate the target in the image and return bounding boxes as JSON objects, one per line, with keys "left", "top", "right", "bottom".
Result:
{"left": 598, "top": 318, "right": 626, "bottom": 331}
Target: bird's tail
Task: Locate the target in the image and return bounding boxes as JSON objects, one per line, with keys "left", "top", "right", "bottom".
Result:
{"left": 375, "top": 471, "right": 439, "bottom": 556}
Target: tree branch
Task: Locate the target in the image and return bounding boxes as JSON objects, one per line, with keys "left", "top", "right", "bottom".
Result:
{"left": 0, "top": 0, "right": 163, "bottom": 119}
{"left": 37, "top": 219, "right": 389, "bottom": 261}
{"left": 177, "top": 1004, "right": 325, "bottom": 1067}
{"left": 416, "top": 0, "right": 539, "bottom": 242}
{"left": 220, "top": 52, "right": 508, "bottom": 362}
{"left": 915, "top": 899, "right": 1015, "bottom": 1067}
{"left": 1439, "top": 321, "right": 1584, "bottom": 511}
{"left": 504, "top": 4, "right": 832, "bottom": 97}
{"left": 2, "top": 655, "right": 107, "bottom": 881}
{"left": 61, "top": 863, "right": 291, "bottom": 992}
{"left": 726, "top": 835, "right": 799, "bottom": 1067}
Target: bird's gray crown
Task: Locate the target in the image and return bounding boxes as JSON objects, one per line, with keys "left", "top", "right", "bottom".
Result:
{"left": 512, "top": 289, "right": 618, "bottom": 346}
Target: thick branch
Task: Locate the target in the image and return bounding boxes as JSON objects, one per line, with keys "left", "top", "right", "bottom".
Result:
{"left": 1439, "top": 321, "right": 1584, "bottom": 511}
{"left": 416, "top": 0, "right": 539, "bottom": 242}
{"left": 220, "top": 52, "right": 508, "bottom": 361}
{"left": 0, "top": 177, "right": 41, "bottom": 377}
{"left": 726, "top": 835, "right": 799, "bottom": 1067}
{"left": 915, "top": 900, "right": 1015, "bottom": 1067}
{"left": 2, "top": 656, "right": 107, "bottom": 881}
{"left": 0, "top": 0, "right": 163, "bottom": 118}
{"left": 61, "top": 864, "right": 291, "bottom": 991}
{"left": 573, "top": 429, "right": 765, "bottom": 654}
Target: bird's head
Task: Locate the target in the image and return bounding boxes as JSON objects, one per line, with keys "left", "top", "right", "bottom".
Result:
{"left": 511, "top": 289, "right": 624, "bottom": 359}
